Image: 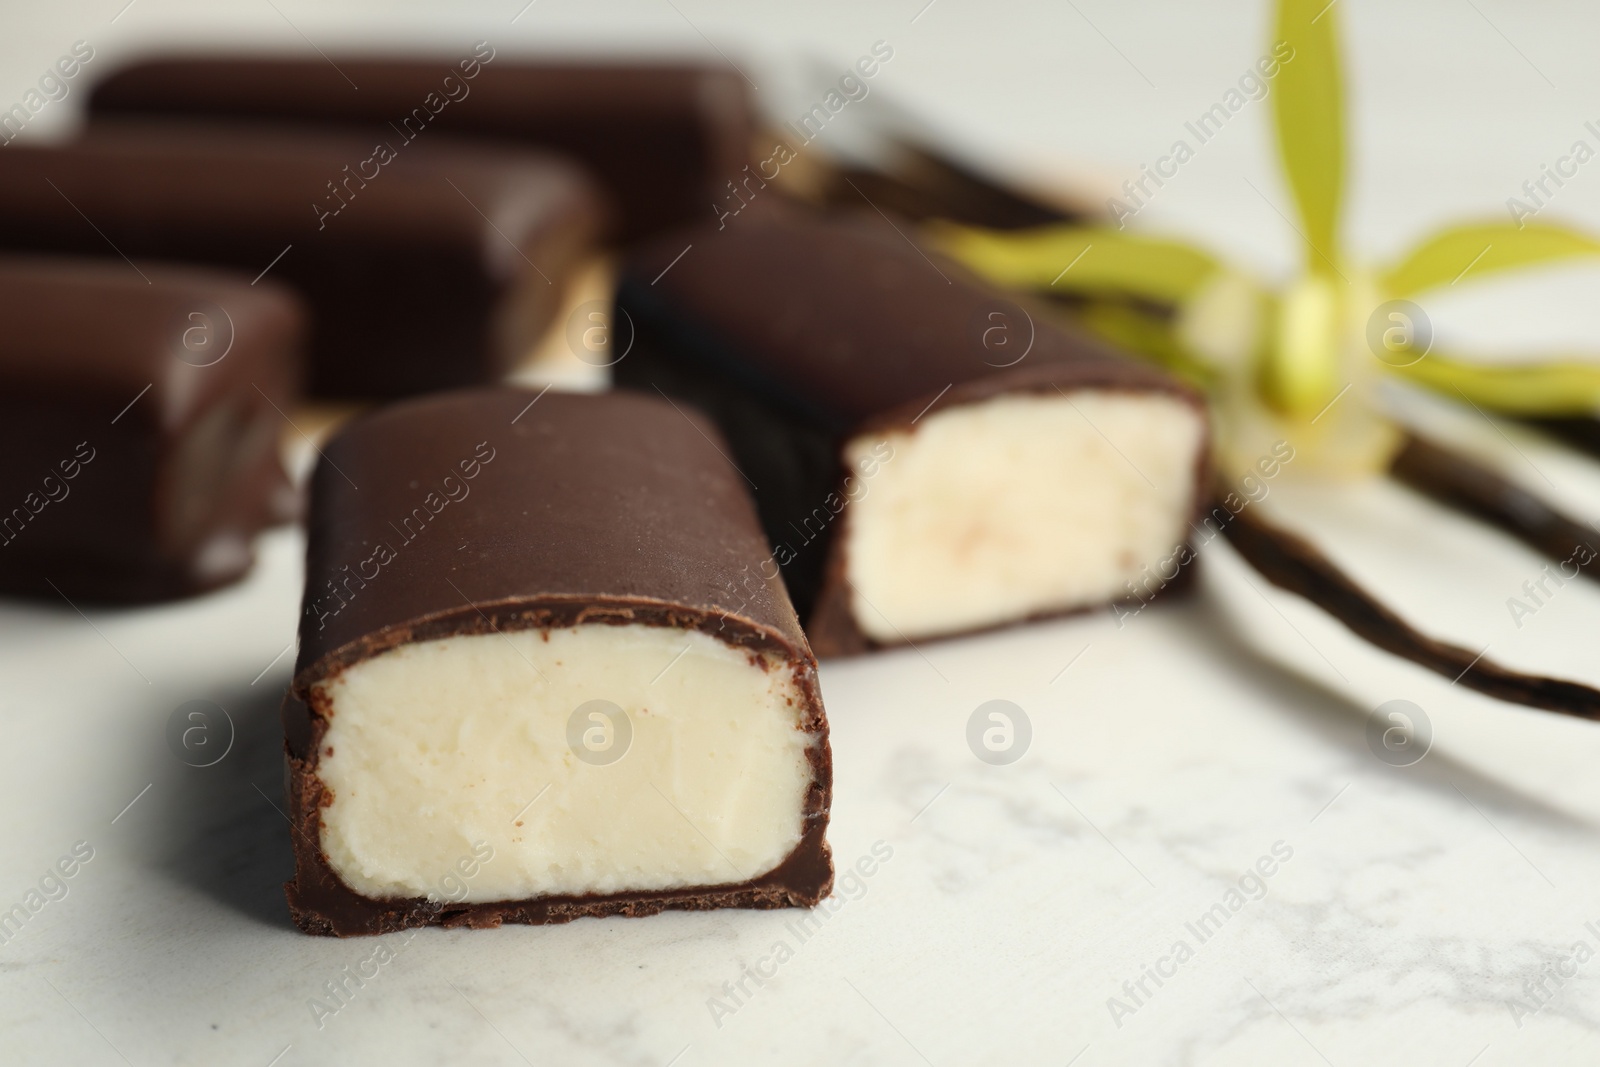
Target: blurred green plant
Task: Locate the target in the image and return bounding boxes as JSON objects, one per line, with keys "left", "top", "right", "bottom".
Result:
{"left": 929, "top": 0, "right": 1600, "bottom": 478}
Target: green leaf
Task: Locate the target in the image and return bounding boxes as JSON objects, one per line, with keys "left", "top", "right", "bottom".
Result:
{"left": 1272, "top": 0, "right": 1345, "bottom": 275}
{"left": 925, "top": 222, "right": 1223, "bottom": 305}
{"left": 1393, "top": 352, "right": 1600, "bottom": 415}
{"left": 1380, "top": 221, "right": 1600, "bottom": 296}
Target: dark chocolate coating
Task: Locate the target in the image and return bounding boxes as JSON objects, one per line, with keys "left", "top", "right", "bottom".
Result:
{"left": 89, "top": 55, "right": 751, "bottom": 241}
{"left": 615, "top": 201, "right": 1208, "bottom": 653}
{"left": 0, "top": 255, "right": 302, "bottom": 602}
{"left": 284, "top": 387, "right": 832, "bottom": 935}
{"left": 0, "top": 121, "right": 601, "bottom": 398}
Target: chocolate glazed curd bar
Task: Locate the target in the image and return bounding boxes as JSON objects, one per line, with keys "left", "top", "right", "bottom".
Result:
{"left": 617, "top": 203, "right": 1210, "bottom": 655}
{"left": 89, "top": 55, "right": 752, "bottom": 241}
{"left": 0, "top": 256, "right": 302, "bottom": 602}
{"left": 0, "top": 122, "right": 602, "bottom": 398}
{"left": 282, "top": 388, "right": 832, "bottom": 936}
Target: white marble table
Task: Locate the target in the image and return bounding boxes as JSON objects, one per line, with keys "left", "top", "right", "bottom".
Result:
{"left": 5, "top": 2, "right": 1600, "bottom": 1064}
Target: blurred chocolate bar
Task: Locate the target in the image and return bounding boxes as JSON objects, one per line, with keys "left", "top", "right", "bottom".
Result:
{"left": 0, "top": 256, "right": 302, "bottom": 602}
{"left": 89, "top": 53, "right": 750, "bottom": 241}
{"left": 0, "top": 122, "right": 602, "bottom": 398}
{"left": 617, "top": 203, "right": 1209, "bottom": 654}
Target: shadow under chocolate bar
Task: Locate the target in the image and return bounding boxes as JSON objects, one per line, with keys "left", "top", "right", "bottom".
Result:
{"left": 0, "top": 255, "right": 302, "bottom": 603}
{"left": 88, "top": 53, "right": 752, "bottom": 242}
{"left": 0, "top": 121, "right": 602, "bottom": 398}
{"left": 616, "top": 201, "right": 1210, "bottom": 655}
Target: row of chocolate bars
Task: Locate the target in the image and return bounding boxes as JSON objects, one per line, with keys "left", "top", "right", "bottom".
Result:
{"left": 2, "top": 51, "right": 1211, "bottom": 934}
{"left": 0, "top": 48, "right": 1190, "bottom": 651}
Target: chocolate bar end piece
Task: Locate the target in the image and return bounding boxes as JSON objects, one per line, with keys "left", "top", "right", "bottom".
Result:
{"left": 619, "top": 203, "right": 1209, "bottom": 653}
{"left": 284, "top": 388, "right": 831, "bottom": 935}
{"left": 0, "top": 256, "right": 301, "bottom": 602}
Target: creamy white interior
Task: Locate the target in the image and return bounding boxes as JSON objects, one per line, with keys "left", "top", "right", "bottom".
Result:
{"left": 314, "top": 624, "right": 818, "bottom": 903}
{"left": 842, "top": 390, "right": 1204, "bottom": 641}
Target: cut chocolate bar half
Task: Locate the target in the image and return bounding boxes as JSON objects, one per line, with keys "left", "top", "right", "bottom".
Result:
{"left": 0, "top": 255, "right": 302, "bottom": 602}
{"left": 89, "top": 55, "right": 751, "bottom": 241}
{"left": 617, "top": 202, "right": 1209, "bottom": 654}
{"left": 0, "top": 121, "right": 602, "bottom": 398}
{"left": 283, "top": 388, "right": 832, "bottom": 935}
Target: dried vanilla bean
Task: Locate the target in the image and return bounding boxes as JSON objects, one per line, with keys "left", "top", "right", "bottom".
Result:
{"left": 1523, "top": 416, "right": 1600, "bottom": 461}
{"left": 1220, "top": 500, "right": 1600, "bottom": 721}
{"left": 1390, "top": 433, "right": 1599, "bottom": 584}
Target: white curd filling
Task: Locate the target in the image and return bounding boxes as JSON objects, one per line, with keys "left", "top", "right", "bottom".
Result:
{"left": 842, "top": 390, "right": 1204, "bottom": 641}
{"left": 313, "top": 624, "right": 818, "bottom": 902}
